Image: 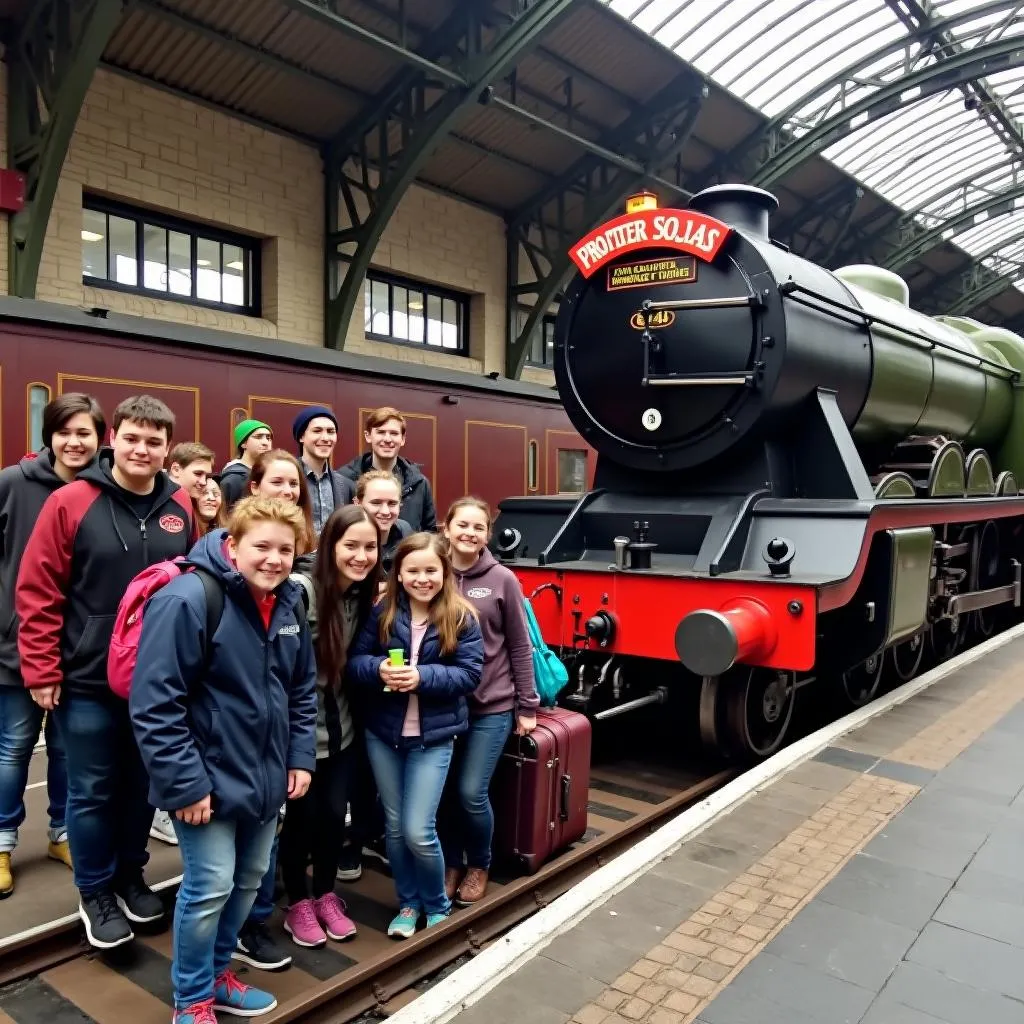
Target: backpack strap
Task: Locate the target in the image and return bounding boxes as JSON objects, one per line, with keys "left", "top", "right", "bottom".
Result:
{"left": 191, "top": 565, "right": 226, "bottom": 666}
{"left": 290, "top": 572, "right": 311, "bottom": 629}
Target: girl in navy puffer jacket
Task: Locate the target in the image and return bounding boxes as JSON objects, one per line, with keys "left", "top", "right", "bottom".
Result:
{"left": 348, "top": 533, "right": 483, "bottom": 938}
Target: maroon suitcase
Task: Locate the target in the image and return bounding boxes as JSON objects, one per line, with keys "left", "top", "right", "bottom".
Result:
{"left": 491, "top": 707, "right": 592, "bottom": 874}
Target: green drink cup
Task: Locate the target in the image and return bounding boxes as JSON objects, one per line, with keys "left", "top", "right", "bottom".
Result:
{"left": 384, "top": 649, "right": 404, "bottom": 692}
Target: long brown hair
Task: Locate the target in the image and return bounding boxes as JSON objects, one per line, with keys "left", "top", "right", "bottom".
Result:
{"left": 248, "top": 449, "right": 315, "bottom": 554}
{"left": 313, "top": 506, "right": 381, "bottom": 685}
{"left": 192, "top": 478, "right": 226, "bottom": 537}
{"left": 379, "top": 533, "right": 477, "bottom": 655}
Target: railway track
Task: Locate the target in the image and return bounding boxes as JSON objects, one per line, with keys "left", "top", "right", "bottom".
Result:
{"left": 0, "top": 764, "right": 734, "bottom": 1024}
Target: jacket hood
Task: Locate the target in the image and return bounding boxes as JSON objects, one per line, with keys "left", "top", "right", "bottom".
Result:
{"left": 78, "top": 448, "right": 181, "bottom": 505}
{"left": 458, "top": 546, "right": 499, "bottom": 579}
{"left": 19, "top": 448, "right": 65, "bottom": 489}
{"left": 219, "top": 460, "right": 250, "bottom": 480}
{"left": 188, "top": 528, "right": 302, "bottom": 607}
{"left": 346, "top": 452, "right": 425, "bottom": 488}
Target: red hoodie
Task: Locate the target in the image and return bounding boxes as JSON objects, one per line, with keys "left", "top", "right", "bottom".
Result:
{"left": 454, "top": 548, "right": 539, "bottom": 717}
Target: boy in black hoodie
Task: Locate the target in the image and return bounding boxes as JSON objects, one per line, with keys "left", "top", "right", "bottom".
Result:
{"left": 16, "top": 395, "right": 198, "bottom": 948}
{"left": 0, "top": 393, "right": 105, "bottom": 898}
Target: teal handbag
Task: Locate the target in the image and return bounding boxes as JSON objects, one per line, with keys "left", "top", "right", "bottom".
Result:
{"left": 523, "top": 597, "right": 569, "bottom": 707}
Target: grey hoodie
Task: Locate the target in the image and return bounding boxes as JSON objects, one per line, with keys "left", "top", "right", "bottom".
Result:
{"left": 0, "top": 451, "right": 75, "bottom": 687}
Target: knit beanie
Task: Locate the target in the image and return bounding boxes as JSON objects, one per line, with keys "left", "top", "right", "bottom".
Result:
{"left": 292, "top": 405, "right": 338, "bottom": 445}
{"left": 234, "top": 418, "right": 272, "bottom": 451}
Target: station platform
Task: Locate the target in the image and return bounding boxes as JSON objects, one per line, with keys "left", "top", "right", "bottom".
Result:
{"left": 414, "top": 632, "right": 1024, "bottom": 1024}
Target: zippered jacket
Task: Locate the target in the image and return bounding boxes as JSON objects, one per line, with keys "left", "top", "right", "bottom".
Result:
{"left": 347, "top": 597, "right": 483, "bottom": 746}
{"left": 129, "top": 529, "right": 317, "bottom": 824}
{"left": 0, "top": 450, "right": 80, "bottom": 687}
{"left": 15, "top": 449, "right": 197, "bottom": 693}
{"left": 338, "top": 453, "right": 437, "bottom": 532}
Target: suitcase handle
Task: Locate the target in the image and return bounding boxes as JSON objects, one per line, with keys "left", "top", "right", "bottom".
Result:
{"left": 560, "top": 773, "right": 571, "bottom": 821}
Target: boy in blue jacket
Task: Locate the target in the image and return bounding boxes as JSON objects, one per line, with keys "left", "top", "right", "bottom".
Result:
{"left": 130, "top": 497, "right": 317, "bottom": 1024}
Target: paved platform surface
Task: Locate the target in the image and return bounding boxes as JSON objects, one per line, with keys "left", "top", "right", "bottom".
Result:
{"left": 456, "top": 638, "right": 1024, "bottom": 1024}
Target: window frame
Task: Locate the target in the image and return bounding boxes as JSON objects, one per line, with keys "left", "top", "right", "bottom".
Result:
{"left": 81, "top": 195, "right": 261, "bottom": 317}
{"left": 525, "top": 313, "right": 557, "bottom": 369}
{"left": 364, "top": 269, "right": 470, "bottom": 356}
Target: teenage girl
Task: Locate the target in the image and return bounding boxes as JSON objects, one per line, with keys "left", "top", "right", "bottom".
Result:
{"left": 248, "top": 449, "right": 315, "bottom": 554}
{"left": 354, "top": 470, "right": 412, "bottom": 578}
{"left": 439, "top": 498, "right": 538, "bottom": 905}
{"left": 130, "top": 497, "right": 317, "bottom": 1024}
{"left": 278, "top": 506, "right": 381, "bottom": 948}
{"left": 348, "top": 533, "right": 483, "bottom": 938}
{"left": 192, "top": 478, "right": 225, "bottom": 535}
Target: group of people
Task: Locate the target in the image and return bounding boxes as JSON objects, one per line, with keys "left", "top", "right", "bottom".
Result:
{"left": 0, "top": 395, "right": 539, "bottom": 1024}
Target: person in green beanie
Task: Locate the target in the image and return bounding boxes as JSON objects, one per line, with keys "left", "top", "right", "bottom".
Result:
{"left": 220, "top": 419, "right": 273, "bottom": 511}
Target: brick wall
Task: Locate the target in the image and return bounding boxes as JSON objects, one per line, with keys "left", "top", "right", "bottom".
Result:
{"left": 37, "top": 69, "right": 323, "bottom": 345}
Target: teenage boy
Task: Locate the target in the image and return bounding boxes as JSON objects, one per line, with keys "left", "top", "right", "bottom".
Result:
{"left": 0, "top": 393, "right": 105, "bottom": 898}
{"left": 339, "top": 407, "right": 436, "bottom": 531}
{"left": 167, "top": 442, "right": 215, "bottom": 502}
{"left": 292, "top": 406, "right": 353, "bottom": 537}
{"left": 16, "top": 395, "right": 198, "bottom": 950}
{"left": 220, "top": 419, "right": 273, "bottom": 510}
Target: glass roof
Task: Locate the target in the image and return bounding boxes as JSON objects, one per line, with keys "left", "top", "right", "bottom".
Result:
{"left": 603, "top": 0, "right": 1024, "bottom": 306}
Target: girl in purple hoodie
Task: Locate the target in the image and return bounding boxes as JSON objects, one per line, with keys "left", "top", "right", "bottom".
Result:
{"left": 439, "top": 497, "right": 539, "bottom": 906}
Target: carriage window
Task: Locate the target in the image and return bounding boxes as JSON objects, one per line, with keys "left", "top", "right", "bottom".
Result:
{"left": 28, "top": 385, "right": 51, "bottom": 451}
{"left": 528, "top": 440, "right": 539, "bottom": 491}
{"left": 557, "top": 449, "right": 587, "bottom": 495}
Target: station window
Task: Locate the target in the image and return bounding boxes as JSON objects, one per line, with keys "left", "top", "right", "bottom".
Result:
{"left": 81, "top": 198, "right": 260, "bottom": 316}
{"left": 526, "top": 315, "right": 557, "bottom": 368}
{"left": 557, "top": 449, "right": 588, "bottom": 495}
{"left": 364, "top": 271, "right": 468, "bottom": 354}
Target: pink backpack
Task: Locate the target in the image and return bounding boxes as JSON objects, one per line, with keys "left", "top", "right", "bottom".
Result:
{"left": 107, "top": 559, "right": 224, "bottom": 699}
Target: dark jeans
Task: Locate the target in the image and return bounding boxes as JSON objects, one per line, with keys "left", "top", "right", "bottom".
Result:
{"left": 439, "top": 711, "right": 513, "bottom": 871}
{"left": 172, "top": 814, "right": 277, "bottom": 1009}
{"left": 279, "top": 749, "right": 350, "bottom": 903}
{"left": 0, "top": 686, "right": 67, "bottom": 852}
{"left": 55, "top": 691, "right": 152, "bottom": 894}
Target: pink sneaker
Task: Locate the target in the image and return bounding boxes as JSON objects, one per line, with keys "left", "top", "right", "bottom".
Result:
{"left": 313, "top": 892, "right": 357, "bottom": 941}
{"left": 283, "top": 898, "right": 327, "bottom": 948}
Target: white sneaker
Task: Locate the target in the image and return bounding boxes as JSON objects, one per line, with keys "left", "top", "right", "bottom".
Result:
{"left": 149, "top": 810, "right": 179, "bottom": 846}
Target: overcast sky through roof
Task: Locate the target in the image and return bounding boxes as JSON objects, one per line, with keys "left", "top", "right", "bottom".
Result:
{"left": 604, "top": 0, "right": 1024, "bottom": 295}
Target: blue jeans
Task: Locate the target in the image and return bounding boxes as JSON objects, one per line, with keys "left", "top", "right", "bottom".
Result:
{"left": 440, "top": 711, "right": 513, "bottom": 871}
{"left": 55, "top": 691, "right": 152, "bottom": 894}
{"left": 172, "top": 815, "right": 278, "bottom": 1009}
{"left": 365, "top": 731, "right": 453, "bottom": 917}
{"left": 0, "top": 687, "right": 67, "bottom": 852}
{"left": 247, "top": 830, "right": 280, "bottom": 924}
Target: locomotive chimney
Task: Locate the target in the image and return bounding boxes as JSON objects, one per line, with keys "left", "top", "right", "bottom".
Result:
{"left": 689, "top": 184, "right": 779, "bottom": 240}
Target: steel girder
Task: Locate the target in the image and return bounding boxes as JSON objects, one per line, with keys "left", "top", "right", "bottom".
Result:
{"left": 945, "top": 269, "right": 1017, "bottom": 316}
{"left": 703, "top": 1, "right": 1023, "bottom": 187}
{"left": 769, "top": 181, "right": 864, "bottom": 268}
{"left": 7, "top": 0, "right": 124, "bottom": 297}
{"left": 310, "top": 0, "right": 576, "bottom": 351}
{"left": 918, "top": 231, "right": 1024, "bottom": 315}
{"left": 505, "top": 77, "right": 705, "bottom": 379}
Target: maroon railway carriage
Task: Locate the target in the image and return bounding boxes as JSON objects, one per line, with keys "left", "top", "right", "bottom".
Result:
{"left": 0, "top": 296, "right": 593, "bottom": 515}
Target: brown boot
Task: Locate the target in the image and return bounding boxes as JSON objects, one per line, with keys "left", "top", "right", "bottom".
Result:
{"left": 456, "top": 867, "right": 488, "bottom": 906}
{"left": 48, "top": 839, "right": 73, "bottom": 870}
{"left": 0, "top": 852, "right": 12, "bottom": 898}
{"left": 444, "top": 867, "right": 464, "bottom": 901}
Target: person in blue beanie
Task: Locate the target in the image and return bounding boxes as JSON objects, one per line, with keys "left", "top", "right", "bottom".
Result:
{"left": 292, "top": 406, "right": 353, "bottom": 539}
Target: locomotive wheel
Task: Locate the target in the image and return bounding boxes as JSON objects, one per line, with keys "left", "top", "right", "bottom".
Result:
{"left": 840, "top": 651, "right": 884, "bottom": 707}
{"left": 928, "top": 616, "right": 962, "bottom": 664}
{"left": 723, "top": 667, "right": 795, "bottom": 763}
{"left": 973, "top": 520, "right": 1000, "bottom": 638}
{"left": 889, "top": 633, "right": 924, "bottom": 683}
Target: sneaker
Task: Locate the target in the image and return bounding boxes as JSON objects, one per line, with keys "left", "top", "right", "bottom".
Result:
{"left": 444, "top": 867, "right": 464, "bottom": 901}
{"left": 363, "top": 835, "right": 389, "bottom": 865}
{"left": 150, "top": 810, "right": 179, "bottom": 846}
{"left": 0, "top": 852, "right": 12, "bottom": 898}
{"left": 456, "top": 867, "right": 489, "bottom": 906}
{"left": 115, "top": 875, "right": 165, "bottom": 923}
{"left": 47, "top": 839, "right": 73, "bottom": 869}
{"left": 387, "top": 906, "right": 419, "bottom": 939}
{"left": 426, "top": 912, "right": 449, "bottom": 928}
{"left": 233, "top": 920, "right": 293, "bottom": 971}
{"left": 172, "top": 999, "right": 217, "bottom": 1024}
{"left": 79, "top": 890, "right": 134, "bottom": 949}
{"left": 313, "top": 892, "right": 357, "bottom": 941}
{"left": 283, "top": 898, "right": 327, "bottom": 948}
{"left": 213, "top": 969, "right": 277, "bottom": 1017}
{"left": 336, "top": 843, "right": 362, "bottom": 882}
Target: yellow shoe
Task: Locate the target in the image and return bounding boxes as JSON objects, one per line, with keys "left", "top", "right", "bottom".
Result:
{"left": 48, "top": 839, "right": 73, "bottom": 870}
{"left": 0, "top": 852, "right": 12, "bottom": 898}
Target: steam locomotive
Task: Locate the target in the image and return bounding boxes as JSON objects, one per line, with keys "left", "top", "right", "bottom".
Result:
{"left": 492, "top": 185, "right": 1024, "bottom": 762}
